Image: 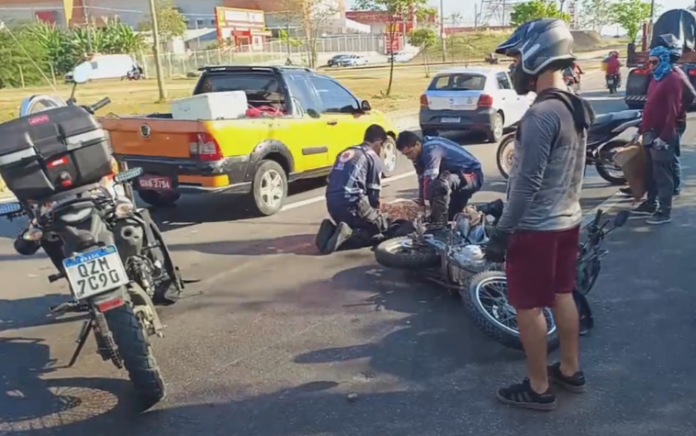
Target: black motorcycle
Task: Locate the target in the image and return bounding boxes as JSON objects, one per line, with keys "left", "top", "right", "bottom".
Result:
{"left": 496, "top": 110, "right": 642, "bottom": 185}
{"left": 0, "top": 62, "right": 184, "bottom": 409}
{"left": 606, "top": 73, "right": 619, "bottom": 94}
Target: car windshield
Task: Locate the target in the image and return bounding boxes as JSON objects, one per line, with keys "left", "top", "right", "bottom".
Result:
{"left": 429, "top": 73, "right": 486, "bottom": 91}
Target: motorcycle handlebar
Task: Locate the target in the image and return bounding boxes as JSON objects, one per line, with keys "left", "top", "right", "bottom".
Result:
{"left": 90, "top": 97, "right": 111, "bottom": 112}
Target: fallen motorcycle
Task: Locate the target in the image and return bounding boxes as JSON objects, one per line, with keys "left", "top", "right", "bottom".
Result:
{"left": 374, "top": 199, "right": 629, "bottom": 350}
{"left": 496, "top": 109, "right": 642, "bottom": 185}
{"left": 0, "top": 61, "right": 184, "bottom": 409}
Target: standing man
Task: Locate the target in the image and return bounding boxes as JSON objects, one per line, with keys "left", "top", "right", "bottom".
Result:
{"left": 485, "top": 19, "right": 595, "bottom": 411}
{"left": 631, "top": 44, "right": 684, "bottom": 224}
{"left": 395, "top": 131, "right": 482, "bottom": 227}
{"left": 316, "top": 124, "right": 390, "bottom": 254}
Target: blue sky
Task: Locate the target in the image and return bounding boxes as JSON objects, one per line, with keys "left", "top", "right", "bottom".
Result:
{"left": 345, "top": 0, "right": 696, "bottom": 27}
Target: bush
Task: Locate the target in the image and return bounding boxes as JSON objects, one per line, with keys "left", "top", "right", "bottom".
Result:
{"left": 0, "top": 20, "right": 146, "bottom": 88}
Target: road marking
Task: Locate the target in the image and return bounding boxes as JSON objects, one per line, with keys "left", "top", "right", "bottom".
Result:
{"left": 581, "top": 189, "right": 627, "bottom": 227}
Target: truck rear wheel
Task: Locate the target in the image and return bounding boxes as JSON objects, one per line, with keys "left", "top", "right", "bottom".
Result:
{"left": 250, "top": 160, "right": 288, "bottom": 216}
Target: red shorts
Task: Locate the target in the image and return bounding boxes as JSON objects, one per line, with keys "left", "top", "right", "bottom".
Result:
{"left": 506, "top": 226, "right": 580, "bottom": 310}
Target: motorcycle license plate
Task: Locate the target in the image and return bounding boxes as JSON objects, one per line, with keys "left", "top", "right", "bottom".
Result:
{"left": 607, "top": 79, "right": 614, "bottom": 85}
{"left": 138, "top": 175, "right": 172, "bottom": 190}
{"left": 62, "top": 245, "right": 130, "bottom": 300}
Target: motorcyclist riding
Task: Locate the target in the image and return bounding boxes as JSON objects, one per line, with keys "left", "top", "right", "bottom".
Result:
{"left": 605, "top": 51, "right": 622, "bottom": 87}
{"left": 395, "top": 131, "right": 483, "bottom": 227}
{"left": 316, "top": 124, "right": 390, "bottom": 254}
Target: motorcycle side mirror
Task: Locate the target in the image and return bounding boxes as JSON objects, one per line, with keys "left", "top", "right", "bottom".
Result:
{"left": 613, "top": 210, "right": 630, "bottom": 227}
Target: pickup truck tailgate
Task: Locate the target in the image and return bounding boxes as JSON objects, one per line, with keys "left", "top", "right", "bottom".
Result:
{"left": 101, "top": 118, "right": 201, "bottom": 158}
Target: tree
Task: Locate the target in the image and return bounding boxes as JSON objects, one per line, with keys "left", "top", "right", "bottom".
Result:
{"left": 578, "top": 0, "right": 614, "bottom": 32}
{"left": 353, "top": 0, "right": 430, "bottom": 96}
{"left": 138, "top": 0, "right": 187, "bottom": 47}
{"left": 408, "top": 28, "right": 436, "bottom": 77}
{"left": 0, "top": 24, "right": 49, "bottom": 88}
{"left": 447, "top": 12, "right": 462, "bottom": 60}
{"left": 609, "top": 0, "right": 652, "bottom": 43}
{"left": 279, "top": 0, "right": 339, "bottom": 68}
{"left": 509, "top": 0, "right": 572, "bottom": 27}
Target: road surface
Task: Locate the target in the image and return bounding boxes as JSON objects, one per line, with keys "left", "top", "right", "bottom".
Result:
{"left": 3, "top": 72, "right": 695, "bottom": 436}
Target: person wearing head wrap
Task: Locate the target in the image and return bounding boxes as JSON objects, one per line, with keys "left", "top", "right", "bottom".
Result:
{"left": 633, "top": 45, "right": 684, "bottom": 224}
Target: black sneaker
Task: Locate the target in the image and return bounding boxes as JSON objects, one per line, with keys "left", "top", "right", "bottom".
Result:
{"left": 646, "top": 211, "right": 671, "bottom": 225}
{"left": 315, "top": 219, "right": 336, "bottom": 253}
{"left": 547, "top": 362, "right": 587, "bottom": 393}
{"left": 632, "top": 201, "right": 657, "bottom": 216}
{"left": 619, "top": 186, "right": 633, "bottom": 196}
{"left": 321, "top": 222, "right": 352, "bottom": 254}
{"left": 496, "top": 379, "right": 556, "bottom": 411}
{"left": 673, "top": 190, "right": 681, "bottom": 197}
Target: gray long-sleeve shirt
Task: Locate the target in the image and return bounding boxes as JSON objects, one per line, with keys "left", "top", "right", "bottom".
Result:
{"left": 497, "top": 92, "right": 591, "bottom": 232}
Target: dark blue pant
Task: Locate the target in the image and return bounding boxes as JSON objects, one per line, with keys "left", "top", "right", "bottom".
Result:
{"left": 328, "top": 197, "right": 389, "bottom": 238}
{"left": 645, "top": 145, "right": 676, "bottom": 215}
{"left": 674, "top": 124, "right": 685, "bottom": 194}
{"left": 427, "top": 169, "right": 484, "bottom": 222}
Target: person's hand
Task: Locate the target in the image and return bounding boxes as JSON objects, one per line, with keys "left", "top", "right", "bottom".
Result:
{"left": 484, "top": 229, "right": 512, "bottom": 263}
{"left": 654, "top": 138, "right": 669, "bottom": 150}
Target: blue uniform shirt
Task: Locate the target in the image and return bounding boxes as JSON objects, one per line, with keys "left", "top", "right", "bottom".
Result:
{"left": 325, "top": 143, "right": 383, "bottom": 210}
{"left": 415, "top": 135, "right": 482, "bottom": 199}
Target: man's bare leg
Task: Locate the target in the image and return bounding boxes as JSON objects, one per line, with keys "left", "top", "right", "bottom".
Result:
{"left": 552, "top": 293, "right": 580, "bottom": 375}
{"left": 517, "top": 307, "right": 550, "bottom": 393}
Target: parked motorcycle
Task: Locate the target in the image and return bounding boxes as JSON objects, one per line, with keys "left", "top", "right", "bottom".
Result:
{"left": 496, "top": 110, "right": 642, "bottom": 185}
{"left": 0, "top": 62, "right": 184, "bottom": 409}
{"left": 374, "top": 199, "right": 629, "bottom": 350}
{"left": 606, "top": 73, "right": 619, "bottom": 94}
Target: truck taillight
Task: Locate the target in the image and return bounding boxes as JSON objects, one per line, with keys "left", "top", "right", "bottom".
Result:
{"left": 189, "top": 132, "right": 222, "bottom": 161}
{"left": 477, "top": 94, "right": 494, "bottom": 108}
{"left": 688, "top": 69, "right": 696, "bottom": 76}
{"left": 420, "top": 94, "right": 428, "bottom": 107}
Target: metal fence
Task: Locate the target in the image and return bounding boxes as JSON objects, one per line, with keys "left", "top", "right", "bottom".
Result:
{"left": 140, "top": 34, "right": 390, "bottom": 78}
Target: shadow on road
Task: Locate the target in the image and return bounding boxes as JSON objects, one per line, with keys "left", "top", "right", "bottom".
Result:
{"left": 0, "top": 337, "right": 139, "bottom": 434}
{"left": 0, "top": 294, "right": 85, "bottom": 333}
{"left": 169, "top": 234, "right": 320, "bottom": 257}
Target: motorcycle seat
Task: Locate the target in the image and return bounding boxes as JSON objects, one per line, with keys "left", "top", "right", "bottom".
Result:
{"left": 593, "top": 110, "right": 641, "bottom": 127}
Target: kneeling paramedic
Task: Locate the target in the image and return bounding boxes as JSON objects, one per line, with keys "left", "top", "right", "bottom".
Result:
{"left": 395, "top": 131, "right": 483, "bottom": 227}
{"left": 316, "top": 125, "right": 390, "bottom": 254}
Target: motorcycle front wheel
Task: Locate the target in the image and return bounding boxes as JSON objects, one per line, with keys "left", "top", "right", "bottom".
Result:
{"left": 374, "top": 236, "right": 439, "bottom": 270}
{"left": 461, "top": 271, "right": 560, "bottom": 351}
{"left": 495, "top": 133, "right": 515, "bottom": 180}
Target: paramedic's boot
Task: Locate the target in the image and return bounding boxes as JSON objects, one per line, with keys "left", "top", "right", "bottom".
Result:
{"left": 322, "top": 222, "right": 352, "bottom": 254}
{"left": 315, "top": 219, "right": 336, "bottom": 253}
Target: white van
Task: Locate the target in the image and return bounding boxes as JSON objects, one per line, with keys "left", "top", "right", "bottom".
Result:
{"left": 65, "top": 54, "right": 139, "bottom": 82}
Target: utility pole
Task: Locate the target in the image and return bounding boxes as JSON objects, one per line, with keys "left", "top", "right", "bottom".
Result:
{"left": 440, "top": 0, "right": 446, "bottom": 62}
{"left": 84, "top": 0, "right": 93, "bottom": 53}
{"left": 148, "top": 0, "right": 167, "bottom": 100}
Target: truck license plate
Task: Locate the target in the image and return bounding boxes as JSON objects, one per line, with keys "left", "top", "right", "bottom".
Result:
{"left": 441, "top": 117, "right": 461, "bottom": 123}
{"left": 138, "top": 175, "right": 172, "bottom": 190}
{"left": 62, "top": 245, "right": 130, "bottom": 300}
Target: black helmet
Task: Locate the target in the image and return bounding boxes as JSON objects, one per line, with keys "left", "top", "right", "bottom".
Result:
{"left": 496, "top": 19, "right": 575, "bottom": 94}
{"left": 655, "top": 33, "right": 683, "bottom": 62}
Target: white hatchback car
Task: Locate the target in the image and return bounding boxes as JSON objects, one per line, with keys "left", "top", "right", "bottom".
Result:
{"left": 419, "top": 67, "right": 535, "bottom": 142}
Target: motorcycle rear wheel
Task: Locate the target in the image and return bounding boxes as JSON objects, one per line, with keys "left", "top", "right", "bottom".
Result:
{"left": 103, "top": 303, "right": 165, "bottom": 410}
{"left": 595, "top": 140, "right": 628, "bottom": 185}
{"left": 374, "top": 236, "right": 439, "bottom": 270}
{"left": 461, "top": 271, "right": 560, "bottom": 351}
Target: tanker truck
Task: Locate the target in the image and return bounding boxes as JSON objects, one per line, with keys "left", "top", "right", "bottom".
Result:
{"left": 625, "top": 8, "right": 696, "bottom": 109}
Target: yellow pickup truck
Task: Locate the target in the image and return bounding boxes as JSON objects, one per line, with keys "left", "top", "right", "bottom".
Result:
{"left": 101, "top": 66, "right": 399, "bottom": 216}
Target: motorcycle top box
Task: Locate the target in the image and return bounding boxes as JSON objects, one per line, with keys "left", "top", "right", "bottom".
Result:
{"left": 0, "top": 105, "right": 113, "bottom": 201}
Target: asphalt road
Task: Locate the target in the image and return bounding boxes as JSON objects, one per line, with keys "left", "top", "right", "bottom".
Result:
{"left": 5, "top": 71, "right": 696, "bottom": 435}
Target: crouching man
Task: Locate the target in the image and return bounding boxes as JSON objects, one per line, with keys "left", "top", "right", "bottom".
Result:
{"left": 315, "top": 125, "right": 390, "bottom": 254}
{"left": 395, "top": 131, "right": 483, "bottom": 227}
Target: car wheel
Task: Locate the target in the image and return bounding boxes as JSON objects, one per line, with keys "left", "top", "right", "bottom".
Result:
{"left": 250, "top": 160, "right": 288, "bottom": 216}
{"left": 381, "top": 136, "right": 397, "bottom": 178}
{"left": 487, "top": 113, "right": 504, "bottom": 143}
{"left": 138, "top": 190, "right": 181, "bottom": 208}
